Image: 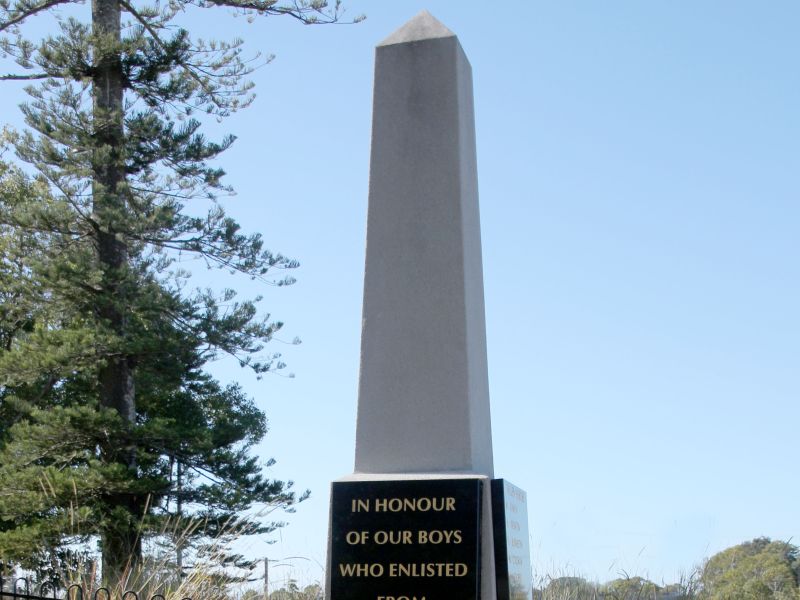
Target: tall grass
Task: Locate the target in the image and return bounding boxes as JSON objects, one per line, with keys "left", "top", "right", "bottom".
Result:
{"left": 2, "top": 504, "right": 281, "bottom": 600}
{"left": 531, "top": 568, "right": 701, "bottom": 600}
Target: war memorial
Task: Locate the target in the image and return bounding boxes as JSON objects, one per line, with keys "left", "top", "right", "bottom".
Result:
{"left": 325, "top": 12, "right": 532, "bottom": 600}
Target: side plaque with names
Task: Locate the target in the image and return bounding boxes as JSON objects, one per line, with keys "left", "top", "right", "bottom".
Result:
{"left": 491, "top": 479, "right": 532, "bottom": 600}
{"left": 329, "top": 479, "right": 482, "bottom": 600}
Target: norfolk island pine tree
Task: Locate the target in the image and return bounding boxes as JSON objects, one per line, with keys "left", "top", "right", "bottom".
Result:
{"left": 0, "top": 0, "right": 361, "bottom": 586}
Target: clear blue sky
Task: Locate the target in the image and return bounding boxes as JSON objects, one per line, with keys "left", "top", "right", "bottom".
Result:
{"left": 2, "top": 0, "right": 798, "bottom": 590}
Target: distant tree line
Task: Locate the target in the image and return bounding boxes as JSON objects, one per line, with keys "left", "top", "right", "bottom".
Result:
{"left": 533, "top": 537, "right": 800, "bottom": 600}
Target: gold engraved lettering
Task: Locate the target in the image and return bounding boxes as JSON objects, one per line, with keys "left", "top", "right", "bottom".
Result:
{"left": 338, "top": 563, "right": 384, "bottom": 577}
{"left": 387, "top": 563, "right": 468, "bottom": 577}
{"left": 417, "top": 529, "right": 462, "bottom": 544}
{"left": 373, "top": 497, "right": 457, "bottom": 512}
{"left": 374, "top": 530, "right": 413, "bottom": 545}
{"left": 345, "top": 530, "right": 370, "bottom": 545}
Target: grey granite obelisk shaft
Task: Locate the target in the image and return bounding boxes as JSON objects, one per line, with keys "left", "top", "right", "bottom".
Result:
{"left": 354, "top": 11, "right": 494, "bottom": 477}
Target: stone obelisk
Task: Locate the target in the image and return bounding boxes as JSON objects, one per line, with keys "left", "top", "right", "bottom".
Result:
{"left": 355, "top": 10, "right": 493, "bottom": 477}
{"left": 326, "top": 12, "right": 500, "bottom": 600}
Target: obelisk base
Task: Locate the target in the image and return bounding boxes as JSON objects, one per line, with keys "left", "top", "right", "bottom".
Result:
{"left": 325, "top": 473, "right": 497, "bottom": 600}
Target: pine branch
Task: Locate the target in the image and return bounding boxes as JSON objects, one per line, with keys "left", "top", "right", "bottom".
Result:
{"left": 0, "top": 0, "right": 74, "bottom": 32}
{"left": 0, "top": 72, "right": 50, "bottom": 80}
{"left": 200, "top": 0, "right": 344, "bottom": 24}
{"left": 118, "top": 0, "right": 229, "bottom": 108}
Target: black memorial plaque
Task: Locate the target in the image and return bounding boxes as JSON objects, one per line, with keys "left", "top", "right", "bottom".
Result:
{"left": 491, "top": 479, "right": 532, "bottom": 600}
{"left": 329, "top": 479, "right": 482, "bottom": 600}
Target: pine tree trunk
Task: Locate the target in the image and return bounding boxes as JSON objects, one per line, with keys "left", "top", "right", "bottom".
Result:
{"left": 91, "top": 0, "right": 141, "bottom": 582}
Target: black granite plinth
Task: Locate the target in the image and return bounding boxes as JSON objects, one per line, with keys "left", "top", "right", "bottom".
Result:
{"left": 329, "top": 479, "right": 482, "bottom": 600}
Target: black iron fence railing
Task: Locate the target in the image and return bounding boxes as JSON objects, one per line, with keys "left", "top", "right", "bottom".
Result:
{"left": 0, "top": 575, "right": 190, "bottom": 600}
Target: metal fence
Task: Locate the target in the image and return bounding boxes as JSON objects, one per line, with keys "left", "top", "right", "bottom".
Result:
{"left": 0, "top": 575, "right": 190, "bottom": 600}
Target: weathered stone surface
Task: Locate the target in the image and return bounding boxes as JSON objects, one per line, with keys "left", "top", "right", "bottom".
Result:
{"left": 354, "top": 9, "right": 494, "bottom": 477}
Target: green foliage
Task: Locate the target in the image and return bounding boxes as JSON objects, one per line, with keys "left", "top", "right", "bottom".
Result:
{"left": 0, "top": 0, "right": 361, "bottom": 584}
{"left": 699, "top": 538, "right": 800, "bottom": 600}
{"left": 531, "top": 570, "right": 698, "bottom": 600}
{"left": 0, "top": 132, "right": 297, "bottom": 583}
{"left": 535, "top": 575, "right": 598, "bottom": 600}
{"left": 268, "top": 580, "right": 322, "bottom": 600}
{"left": 603, "top": 576, "right": 660, "bottom": 600}
{"left": 529, "top": 539, "right": 799, "bottom": 600}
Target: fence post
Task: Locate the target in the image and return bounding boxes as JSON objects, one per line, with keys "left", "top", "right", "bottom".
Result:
{"left": 263, "top": 558, "right": 268, "bottom": 600}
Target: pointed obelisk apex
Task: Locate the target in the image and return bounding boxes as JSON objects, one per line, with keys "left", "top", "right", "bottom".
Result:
{"left": 354, "top": 12, "right": 494, "bottom": 477}
{"left": 378, "top": 9, "right": 455, "bottom": 46}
